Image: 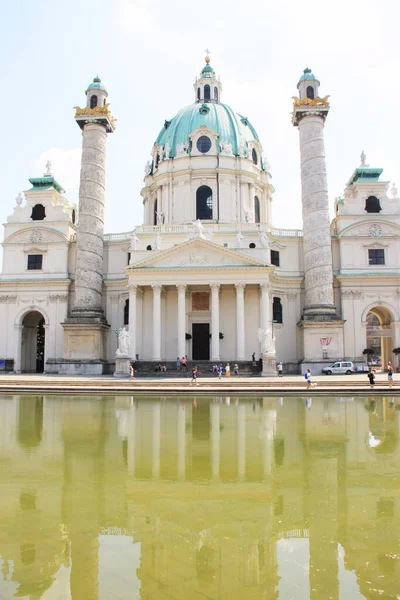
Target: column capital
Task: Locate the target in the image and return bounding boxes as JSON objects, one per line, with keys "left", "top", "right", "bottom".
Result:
{"left": 152, "top": 284, "right": 162, "bottom": 293}
{"left": 210, "top": 283, "right": 220, "bottom": 292}
{"left": 128, "top": 284, "right": 138, "bottom": 292}
{"left": 260, "top": 282, "right": 270, "bottom": 293}
{"left": 176, "top": 284, "right": 187, "bottom": 293}
{"left": 287, "top": 293, "right": 298, "bottom": 302}
{"left": 235, "top": 282, "right": 246, "bottom": 292}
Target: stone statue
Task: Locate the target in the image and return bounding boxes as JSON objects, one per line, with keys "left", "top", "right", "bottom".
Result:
{"left": 258, "top": 327, "right": 276, "bottom": 355}
{"left": 259, "top": 229, "right": 268, "bottom": 248}
{"left": 164, "top": 144, "right": 171, "bottom": 160}
{"left": 236, "top": 231, "right": 244, "bottom": 248}
{"left": 360, "top": 151, "right": 369, "bottom": 167}
{"left": 220, "top": 141, "right": 233, "bottom": 156}
{"left": 45, "top": 160, "right": 52, "bottom": 176}
{"left": 15, "top": 193, "right": 23, "bottom": 206}
{"left": 154, "top": 232, "right": 162, "bottom": 250}
{"left": 176, "top": 143, "right": 188, "bottom": 157}
{"left": 144, "top": 161, "right": 152, "bottom": 176}
{"left": 391, "top": 182, "right": 398, "bottom": 200}
{"left": 191, "top": 219, "right": 206, "bottom": 239}
{"left": 129, "top": 229, "right": 140, "bottom": 252}
{"left": 244, "top": 209, "right": 251, "bottom": 223}
{"left": 156, "top": 211, "right": 165, "bottom": 225}
{"left": 116, "top": 326, "right": 130, "bottom": 357}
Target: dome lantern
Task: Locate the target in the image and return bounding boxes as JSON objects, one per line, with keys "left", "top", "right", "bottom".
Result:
{"left": 194, "top": 52, "right": 222, "bottom": 104}
{"left": 85, "top": 75, "right": 108, "bottom": 110}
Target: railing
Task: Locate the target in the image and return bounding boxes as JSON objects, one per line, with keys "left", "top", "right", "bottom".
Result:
{"left": 104, "top": 223, "right": 304, "bottom": 243}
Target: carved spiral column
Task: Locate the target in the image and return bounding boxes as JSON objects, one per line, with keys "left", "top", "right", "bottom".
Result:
{"left": 296, "top": 113, "right": 336, "bottom": 318}
{"left": 72, "top": 123, "right": 108, "bottom": 319}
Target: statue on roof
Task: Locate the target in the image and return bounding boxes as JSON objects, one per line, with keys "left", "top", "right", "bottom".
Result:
{"left": 45, "top": 160, "right": 52, "bottom": 176}
{"left": 129, "top": 229, "right": 140, "bottom": 253}
{"left": 190, "top": 219, "right": 206, "bottom": 240}
{"left": 360, "top": 151, "right": 369, "bottom": 167}
{"left": 391, "top": 182, "right": 399, "bottom": 200}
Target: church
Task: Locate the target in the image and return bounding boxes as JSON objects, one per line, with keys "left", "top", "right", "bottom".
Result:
{"left": 0, "top": 57, "right": 399, "bottom": 375}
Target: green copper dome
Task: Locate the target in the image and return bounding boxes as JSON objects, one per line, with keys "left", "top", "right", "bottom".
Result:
{"left": 155, "top": 102, "right": 261, "bottom": 159}
{"left": 299, "top": 67, "right": 319, "bottom": 82}
{"left": 86, "top": 76, "right": 107, "bottom": 94}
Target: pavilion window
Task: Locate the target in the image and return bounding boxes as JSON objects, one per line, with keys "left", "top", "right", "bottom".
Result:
{"left": 197, "top": 88, "right": 200, "bottom": 101}
{"left": 306, "top": 86, "right": 314, "bottom": 99}
{"left": 214, "top": 87, "right": 218, "bottom": 101}
{"left": 365, "top": 195, "right": 382, "bottom": 213}
{"left": 31, "top": 204, "right": 46, "bottom": 221}
{"left": 90, "top": 95, "right": 98, "bottom": 108}
{"left": 204, "top": 84, "right": 211, "bottom": 101}
{"left": 196, "top": 185, "right": 213, "bottom": 220}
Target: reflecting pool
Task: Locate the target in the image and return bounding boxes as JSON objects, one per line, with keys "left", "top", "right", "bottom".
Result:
{"left": 0, "top": 394, "right": 400, "bottom": 600}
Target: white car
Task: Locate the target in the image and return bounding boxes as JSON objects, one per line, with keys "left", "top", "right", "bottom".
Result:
{"left": 322, "top": 361, "right": 355, "bottom": 375}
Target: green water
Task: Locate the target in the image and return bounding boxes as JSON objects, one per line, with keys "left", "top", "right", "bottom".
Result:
{"left": 0, "top": 395, "right": 399, "bottom": 600}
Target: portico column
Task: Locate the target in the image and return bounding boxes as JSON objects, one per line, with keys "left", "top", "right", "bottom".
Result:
{"left": 210, "top": 284, "right": 220, "bottom": 361}
{"left": 152, "top": 284, "right": 162, "bottom": 361}
{"left": 260, "top": 282, "right": 270, "bottom": 331}
{"left": 128, "top": 285, "right": 137, "bottom": 360}
{"left": 235, "top": 283, "right": 246, "bottom": 360}
{"left": 177, "top": 284, "right": 186, "bottom": 359}
{"left": 13, "top": 325, "right": 23, "bottom": 373}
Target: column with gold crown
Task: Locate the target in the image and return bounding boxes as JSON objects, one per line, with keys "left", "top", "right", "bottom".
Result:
{"left": 61, "top": 77, "right": 116, "bottom": 374}
{"left": 292, "top": 68, "right": 344, "bottom": 372}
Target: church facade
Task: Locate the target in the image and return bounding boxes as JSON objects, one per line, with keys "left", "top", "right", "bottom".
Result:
{"left": 0, "top": 60, "right": 399, "bottom": 374}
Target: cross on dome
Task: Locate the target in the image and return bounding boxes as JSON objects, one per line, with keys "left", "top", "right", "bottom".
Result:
{"left": 205, "top": 48, "right": 211, "bottom": 63}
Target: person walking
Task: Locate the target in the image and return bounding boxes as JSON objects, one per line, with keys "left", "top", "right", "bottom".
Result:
{"left": 217, "top": 364, "right": 223, "bottom": 379}
{"left": 387, "top": 362, "right": 394, "bottom": 388}
{"left": 305, "top": 369, "right": 312, "bottom": 389}
{"left": 368, "top": 368, "right": 376, "bottom": 388}
{"left": 233, "top": 363, "right": 239, "bottom": 376}
{"left": 277, "top": 361, "right": 283, "bottom": 377}
{"left": 181, "top": 356, "right": 187, "bottom": 372}
{"left": 190, "top": 365, "right": 199, "bottom": 386}
{"left": 176, "top": 357, "right": 181, "bottom": 371}
{"left": 225, "top": 362, "right": 231, "bottom": 377}
{"left": 129, "top": 364, "right": 135, "bottom": 380}
{"left": 252, "top": 352, "right": 256, "bottom": 364}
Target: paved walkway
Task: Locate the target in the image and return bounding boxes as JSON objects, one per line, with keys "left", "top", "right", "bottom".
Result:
{"left": 0, "top": 372, "right": 397, "bottom": 395}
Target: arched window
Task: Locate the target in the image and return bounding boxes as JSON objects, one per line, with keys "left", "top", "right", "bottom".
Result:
{"left": 90, "top": 95, "right": 97, "bottom": 109}
{"left": 196, "top": 186, "right": 213, "bottom": 220}
{"left": 273, "top": 297, "right": 283, "bottom": 324}
{"left": 254, "top": 196, "right": 260, "bottom": 223}
{"left": 204, "top": 85, "right": 210, "bottom": 101}
{"left": 214, "top": 87, "right": 218, "bottom": 102}
{"left": 31, "top": 204, "right": 46, "bottom": 221}
{"left": 365, "top": 196, "right": 382, "bottom": 213}
{"left": 153, "top": 198, "right": 158, "bottom": 225}
{"left": 124, "top": 299, "right": 129, "bottom": 325}
{"left": 72, "top": 209, "right": 76, "bottom": 224}
{"left": 252, "top": 148, "right": 258, "bottom": 165}
{"left": 197, "top": 88, "right": 200, "bottom": 101}
{"left": 306, "top": 86, "right": 314, "bottom": 100}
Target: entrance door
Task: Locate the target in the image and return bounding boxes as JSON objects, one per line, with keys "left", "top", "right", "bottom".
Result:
{"left": 192, "top": 323, "right": 210, "bottom": 360}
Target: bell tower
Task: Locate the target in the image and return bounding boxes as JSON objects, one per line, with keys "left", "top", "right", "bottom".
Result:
{"left": 61, "top": 76, "right": 116, "bottom": 375}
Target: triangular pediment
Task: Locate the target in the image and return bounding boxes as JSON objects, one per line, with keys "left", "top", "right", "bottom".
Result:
{"left": 129, "top": 238, "right": 269, "bottom": 270}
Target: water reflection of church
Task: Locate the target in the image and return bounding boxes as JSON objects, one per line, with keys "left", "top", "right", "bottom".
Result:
{"left": 0, "top": 395, "right": 399, "bottom": 599}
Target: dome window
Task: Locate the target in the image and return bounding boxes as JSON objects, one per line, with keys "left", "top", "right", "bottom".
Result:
{"left": 306, "top": 86, "right": 315, "bottom": 100}
{"left": 254, "top": 196, "right": 260, "bottom": 223}
{"left": 72, "top": 209, "right": 76, "bottom": 224}
{"left": 196, "top": 185, "right": 213, "bottom": 220}
{"left": 90, "top": 95, "right": 98, "bottom": 109}
{"left": 252, "top": 148, "right": 258, "bottom": 165}
{"left": 204, "top": 84, "right": 211, "bottom": 101}
{"left": 197, "top": 136, "right": 212, "bottom": 154}
{"left": 214, "top": 87, "right": 218, "bottom": 101}
{"left": 197, "top": 88, "right": 200, "bottom": 101}
{"left": 153, "top": 198, "right": 158, "bottom": 225}
{"left": 31, "top": 204, "right": 46, "bottom": 221}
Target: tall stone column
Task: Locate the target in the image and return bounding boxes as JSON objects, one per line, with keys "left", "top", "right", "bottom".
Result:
{"left": 128, "top": 285, "right": 138, "bottom": 360}
{"left": 61, "top": 77, "right": 115, "bottom": 375}
{"left": 235, "top": 282, "right": 246, "bottom": 360}
{"left": 152, "top": 285, "right": 162, "bottom": 361}
{"left": 210, "top": 284, "right": 220, "bottom": 361}
{"left": 177, "top": 284, "right": 186, "bottom": 359}
{"left": 292, "top": 73, "right": 336, "bottom": 319}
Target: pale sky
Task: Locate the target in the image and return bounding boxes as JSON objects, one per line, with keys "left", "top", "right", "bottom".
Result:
{"left": 1, "top": 0, "right": 399, "bottom": 237}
